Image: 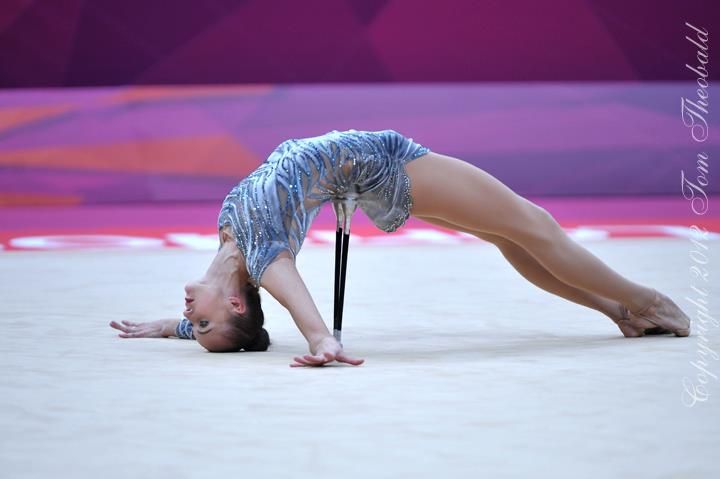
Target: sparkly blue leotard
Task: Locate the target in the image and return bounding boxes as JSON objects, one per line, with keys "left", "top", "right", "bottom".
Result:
{"left": 175, "top": 129, "right": 430, "bottom": 339}
{"left": 218, "top": 128, "right": 431, "bottom": 287}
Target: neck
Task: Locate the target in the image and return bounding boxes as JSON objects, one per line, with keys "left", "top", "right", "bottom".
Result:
{"left": 202, "top": 240, "right": 249, "bottom": 296}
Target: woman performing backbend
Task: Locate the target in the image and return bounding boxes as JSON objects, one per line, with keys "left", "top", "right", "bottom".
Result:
{"left": 109, "top": 129, "right": 691, "bottom": 367}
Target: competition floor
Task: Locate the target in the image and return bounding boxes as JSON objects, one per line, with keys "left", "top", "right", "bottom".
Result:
{"left": 1, "top": 196, "right": 719, "bottom": 478}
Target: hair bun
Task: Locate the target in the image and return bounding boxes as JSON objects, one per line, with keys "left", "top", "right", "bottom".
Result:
{"left": 244, "top": 327, "right": 271, "bottom": 352}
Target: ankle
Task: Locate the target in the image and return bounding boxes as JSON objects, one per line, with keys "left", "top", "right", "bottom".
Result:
{"left": 598, "top": 298, "right": 625, "bottom": 321}
{"left": 628, "top": 288, "right": 657, "bottom": 315}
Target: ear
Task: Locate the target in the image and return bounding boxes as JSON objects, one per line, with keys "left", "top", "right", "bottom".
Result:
{"left": 228, "top": 296, "right": 247, "bottom": 315}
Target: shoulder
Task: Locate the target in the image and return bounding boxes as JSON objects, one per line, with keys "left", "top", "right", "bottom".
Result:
{"left": 256, "top": 247, "right": 295, "bottom": 288}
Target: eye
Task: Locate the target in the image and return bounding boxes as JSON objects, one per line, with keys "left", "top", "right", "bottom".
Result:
{"left": 199, "top": 320, "right": 209, "bottom": 328}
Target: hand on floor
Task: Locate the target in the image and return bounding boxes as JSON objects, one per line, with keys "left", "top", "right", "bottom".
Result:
{"left": 291, "top": 336, "right": 364, "bottom": 367}
{"left": 109, "top": 319, "right": 172, "bottom": 338}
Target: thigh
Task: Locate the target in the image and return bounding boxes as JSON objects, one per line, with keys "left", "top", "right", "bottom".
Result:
{"left": 405, "top": 152, "right": 547, "bottom": 241}
{"left": 415, "top": 214, "right": 514, "bottom": 248}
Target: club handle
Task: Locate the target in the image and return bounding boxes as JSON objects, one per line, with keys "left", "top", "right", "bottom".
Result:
{"left": 332, "top": 197, "right": 357, "bottom": 347}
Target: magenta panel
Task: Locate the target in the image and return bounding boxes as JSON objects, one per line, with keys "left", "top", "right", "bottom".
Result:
{"left": 0, "top": 0, "right": 715, "bottom": 86}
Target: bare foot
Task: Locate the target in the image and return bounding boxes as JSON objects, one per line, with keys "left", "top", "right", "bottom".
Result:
{"left": 626, "top": 289, "right": 691, "bottom": 337}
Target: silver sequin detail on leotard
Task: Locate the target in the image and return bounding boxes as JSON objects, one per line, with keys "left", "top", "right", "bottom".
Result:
{"left": 176, "top": 317, "right": 195, "bottom": 339}
{"left": 218, "top": 129, "right": 431, "bottom": 287}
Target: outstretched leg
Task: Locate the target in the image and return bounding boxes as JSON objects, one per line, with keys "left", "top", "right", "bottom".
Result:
{"left": 416, "top": 214, "right": 660, "bottom": 337}
{"left": 405, "top": 152, "right": 690, "bottom": 336}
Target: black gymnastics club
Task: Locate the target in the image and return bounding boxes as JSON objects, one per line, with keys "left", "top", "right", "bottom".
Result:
{"left": 332, "top": 197, "right": 357, "bottom": 346}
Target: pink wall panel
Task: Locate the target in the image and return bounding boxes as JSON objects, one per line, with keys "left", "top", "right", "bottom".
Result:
{"left": 0, "top": 0, "right": 715, "bottom": 87}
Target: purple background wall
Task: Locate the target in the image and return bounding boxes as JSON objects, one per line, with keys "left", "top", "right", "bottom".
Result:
{"left": 0, "top": 0, "right": 716, "bottom": 87}
{"left": 1, "top": 82, "right": 716, "bottom": 206}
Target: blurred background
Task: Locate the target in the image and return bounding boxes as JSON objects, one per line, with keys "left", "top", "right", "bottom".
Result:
{"left": 0, "top": 0, "right": 718, "bottom": 249}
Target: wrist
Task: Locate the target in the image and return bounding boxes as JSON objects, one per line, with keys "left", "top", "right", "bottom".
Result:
{"left": 161, "top": 319, "right": 180, "bottom": 337}
{"left": 308, "top": 333, "right": 334, "bottom": 351}
{"left": 308, "top": 333, "right": 335, "bottom": 348}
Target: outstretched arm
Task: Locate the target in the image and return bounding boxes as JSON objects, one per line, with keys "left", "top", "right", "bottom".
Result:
{"left": 109, "top": 318, "right": 195, "bottom": 339}
{"left": 261, "top": 251, "right": 364, "bottom": 367}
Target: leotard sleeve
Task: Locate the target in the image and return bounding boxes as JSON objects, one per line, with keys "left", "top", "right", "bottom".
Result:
{"left": 175, "top": 317, "right": 195, "bottom": 340}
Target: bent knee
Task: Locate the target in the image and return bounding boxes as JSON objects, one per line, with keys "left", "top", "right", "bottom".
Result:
{"left": 504, "top": 202, "right": 560, "bottom": 245}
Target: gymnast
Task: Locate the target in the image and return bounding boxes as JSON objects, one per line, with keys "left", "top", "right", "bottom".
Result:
{"left": 109, "top": 129, "right": 691, "bottom": 367}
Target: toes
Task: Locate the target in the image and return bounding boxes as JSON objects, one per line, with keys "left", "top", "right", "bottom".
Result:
{"left": 619, "top": 324, "right": 645, "bottom": 338}
{"left": 623, "top": 330, "right": 645, "bottom": 338}
{"left": 674, "top": 328, "right": 691, "bottom": 337}
{"left": 653, "top": 293, "right": 692, "bottom": 336}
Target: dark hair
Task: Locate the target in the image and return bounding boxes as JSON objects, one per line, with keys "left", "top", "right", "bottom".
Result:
{"left": 220, "top": 282, "right": 271, "bottom": 352}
